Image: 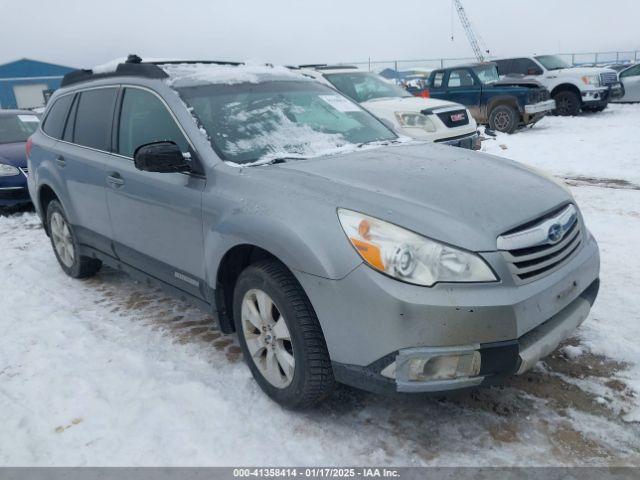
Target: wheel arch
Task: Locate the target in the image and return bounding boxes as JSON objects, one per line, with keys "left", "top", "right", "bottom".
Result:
{"left": 37, "top": 183, "right": 60, "bottom": 235}
{"left": 550, "top": 83, "right": 582, "bottom": 99}
{"left": 214, "top": 244, "right": 293, "bottom": 334}
{"left": 486, "top": 95, "right": 521, "bottom": 115}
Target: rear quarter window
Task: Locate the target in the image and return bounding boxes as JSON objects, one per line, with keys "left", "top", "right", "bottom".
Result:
{"left": 42, "top": 95, "right": 74, "bottom": 139}
{"left": 73, "top": 88, "right": 118, "bottom": 151}
{"left": 431, "top": 72, "right": 444, "bottom": 88}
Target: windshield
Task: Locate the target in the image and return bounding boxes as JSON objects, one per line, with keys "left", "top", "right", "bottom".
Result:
{"left": 0, "top": 113, "right": 40, "bottom": 144}
{"left": 176, "top": 80, "right": 397, "bottom": 165}
{"left": 535, "top": 55, "right": 571, "bottom": 71}
{"left": 323, "top": 72, "right": 411, "bottom": 103}
{"left": 473, "top": 65, "right": 499, "bottom": 84}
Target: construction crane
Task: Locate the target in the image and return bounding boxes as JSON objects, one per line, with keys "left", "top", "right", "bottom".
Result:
{"left": 451, "top": 0, "right": 490, "bottom": 62}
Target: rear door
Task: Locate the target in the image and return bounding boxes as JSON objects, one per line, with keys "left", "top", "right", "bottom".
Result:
{"left": 48, "top": 87, "right": 117, "bottom": 253}
{"left": 620, "top": 64, "right": 640, "bottom": 101}
{"left": 105, "top": 86, "right": 206, "bottom": 298}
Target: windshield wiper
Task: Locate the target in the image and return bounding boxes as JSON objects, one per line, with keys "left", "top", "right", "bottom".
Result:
{"left": 261, "top": 156, "right": 308, "bottom": 166}
{"left": 357, "top": 139, "right": 401, "bottom": 148}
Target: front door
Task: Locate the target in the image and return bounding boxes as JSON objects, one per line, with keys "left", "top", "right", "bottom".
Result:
{"left": 621, "top": 64, "right": 640, "bottom": 102}
{"left": 443, "top": 69, "right": 482, "bottom": 116}
{"left": 105, "top": 86, "right": 206, "bottom": 298}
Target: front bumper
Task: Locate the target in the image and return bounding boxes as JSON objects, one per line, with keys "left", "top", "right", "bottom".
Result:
{"left": 0, "top": 169, "right": 31, "bottom": 207}
{"left": 608, "top": 82, "right": 625, "bottom": 100}
{"left": 296, "top": 230, "right": 600, "bottom": 394}
{"left": 435, "top": 131, "right": 481, "bottom": 150}
{"left": 582, "top": 87, "right": 610, "bottom": 106}
{"left": 524, "top": 99, "right": 556, "bottom": 115}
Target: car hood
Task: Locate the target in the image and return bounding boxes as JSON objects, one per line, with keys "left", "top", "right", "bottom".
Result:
{"left": 0, "top": 142, "right": 27, "bottom": 168}
{"left": 362, "top": 96, "right": 463, "bottom": 112}
{"left": 264, "top": 144, "right": 571, "bottom": 252}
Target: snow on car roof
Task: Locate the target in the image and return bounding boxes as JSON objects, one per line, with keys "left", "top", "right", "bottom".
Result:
{"left": 160, "top": 62, "right": 306, "bottom": 87}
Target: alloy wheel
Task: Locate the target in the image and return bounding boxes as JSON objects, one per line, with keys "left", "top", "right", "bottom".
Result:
{"left": 241, "top": 288, "right": 295, "bottom": 388}
{"left": 50, "top": 211, "right": 75, "bottom": 268}
{"left": 494, "top": 111, "right": 511, "bottom": 131}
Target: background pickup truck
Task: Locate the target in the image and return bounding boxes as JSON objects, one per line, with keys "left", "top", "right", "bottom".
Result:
{"left": 421, "top": 62, "right": 555, "bottom": 134}
{"left": 494, "top": 55, "right": 624, "bottom": 115}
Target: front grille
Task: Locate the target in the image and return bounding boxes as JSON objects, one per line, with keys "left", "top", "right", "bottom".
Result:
{"left": 436, "top": 109, "right": 470, "bottom": 128}
{"left": 0, "top": 187, "right": 29, "bottom": 200}
{"left": 498, "top": 205, "right": 583, "bottom": 284}
{"left": 600, "top": 72, "right": 618, "bottom": 86}
{"left": 19, "top": 167, "right": 29, "bottom": 177}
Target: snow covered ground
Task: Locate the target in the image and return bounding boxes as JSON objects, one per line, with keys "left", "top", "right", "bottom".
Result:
{"left": 1, "top": 104, "right": 639, "bottom": 466}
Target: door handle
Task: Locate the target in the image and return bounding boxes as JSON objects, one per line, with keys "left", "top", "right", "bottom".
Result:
{"left": 55, "top": 155, "right": 66, "bottom": 167}
{"left": 106, "top": 172, "right": 125, "bottom": 188}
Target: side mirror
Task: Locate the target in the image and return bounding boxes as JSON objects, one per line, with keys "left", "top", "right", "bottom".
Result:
{"left": 133, "top": 141, "right": 191, "bottom": 173}
{"left": 527, "top": 68, "right": 543, "bottom": 76}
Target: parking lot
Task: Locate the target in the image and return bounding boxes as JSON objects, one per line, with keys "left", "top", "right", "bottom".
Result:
{"left": 0, "top": 103, "right": 638, "bottom": 466}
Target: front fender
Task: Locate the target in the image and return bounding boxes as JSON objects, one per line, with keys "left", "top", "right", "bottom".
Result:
{"left": 486, "top": 94, "right": 524, "bottom": 114}
{"left": 203, "top": 209, "right": 362, "bottom": 284}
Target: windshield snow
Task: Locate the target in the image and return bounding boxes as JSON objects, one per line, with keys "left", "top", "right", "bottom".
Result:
{"left": 174, "top": 80, "right": 397, "bottom": 165}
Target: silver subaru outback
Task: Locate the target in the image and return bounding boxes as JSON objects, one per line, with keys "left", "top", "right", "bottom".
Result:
{"left": 27, "top": 58, "right": 600, "bottom": 408}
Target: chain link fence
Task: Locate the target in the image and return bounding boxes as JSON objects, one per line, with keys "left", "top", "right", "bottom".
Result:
{"left": 344, "top": 50, "right": 640, "bottom": 74}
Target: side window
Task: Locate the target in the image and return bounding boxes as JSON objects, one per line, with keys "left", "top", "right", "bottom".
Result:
{"left": 447, "top": 69, "right": 475, "bottom": 88}
{"left": 494, "top": 59, "right": 512, "bottom": 76}
{"left": 42, "top": 95, "right": 74, "bottom": 139}
{"left": 62, "top": 94, "right": 79, "bottom": 143}
{"left": 117, "top": 88, "right": 189, "bottom": 158}
{"left": 432, "top": 72, "right": 444, "bottom": 88}
{"left": 621, "top": 65, "right": 640, "bottom": 78}
{"left": 512, "top": 58, "right": 541, "bottom": 75}
{"left": 73, "top": 88, "right": 118, "bottom": 150}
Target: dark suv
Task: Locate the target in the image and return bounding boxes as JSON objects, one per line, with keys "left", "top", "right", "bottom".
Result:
{"left": 420, "top": 63, "right": 555, "bottom": 133}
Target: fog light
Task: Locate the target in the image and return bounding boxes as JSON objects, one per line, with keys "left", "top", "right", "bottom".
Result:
{"left": 407, "top": 352, "right": 481, "bottom": 381}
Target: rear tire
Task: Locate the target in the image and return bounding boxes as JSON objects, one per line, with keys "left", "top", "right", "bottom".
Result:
{"left": 488, "top": 104, "right": 519, "bottom": 133}
{"left": 553, "top": 90, "right": 581, "bottom": 116}
{"left": 233, "top": 259, "right": 335, "bottom": 408}
{"left": 46, "top": 200, "right": 102, "bottom": 278}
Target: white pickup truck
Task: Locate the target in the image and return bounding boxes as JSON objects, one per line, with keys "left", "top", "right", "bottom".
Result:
{"left": 494, "top": 55, "right": 624, "bottom": 115}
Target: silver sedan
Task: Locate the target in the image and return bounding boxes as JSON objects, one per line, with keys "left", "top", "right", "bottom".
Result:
{"left": 613, "top": 63, "right": 640, "bottom": 103}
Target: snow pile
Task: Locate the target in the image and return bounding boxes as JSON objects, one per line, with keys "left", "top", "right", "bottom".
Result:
{"left": 562, "top": 345, "right": 584, "bottom": 360}
{"left": 482, "top": 104, "right": 640, "bottom": 185}
{"left": 162, "top": 62, "right": 303, "bottom": 88}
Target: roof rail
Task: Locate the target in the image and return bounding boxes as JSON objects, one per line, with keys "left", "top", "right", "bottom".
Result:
{"left": 297, "top": 64, "right": 359, "bottom": 71}
{"left": 60, "top": 55, "right": 245, "bottom": 87}
{"left": 147, "top": 60, "right": 244, "bottom": 66}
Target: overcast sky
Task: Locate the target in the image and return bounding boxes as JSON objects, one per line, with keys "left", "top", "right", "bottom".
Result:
{"left": 2, "top": 0, "right": 638, "bottom": 69}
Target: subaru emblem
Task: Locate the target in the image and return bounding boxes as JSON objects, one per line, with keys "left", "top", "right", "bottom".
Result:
{"left": 548, "top": 223, "right": 563, "bottom": 244}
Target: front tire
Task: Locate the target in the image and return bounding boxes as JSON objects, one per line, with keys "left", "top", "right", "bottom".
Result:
{"left": 553, "top": 90, "right": 581, "bottom": 116}
{"left": 488, "top": 104, "right": 519, "bottom": 133}
{"left": 233, "top": 260, "right": 335, "bottom": 408}
{"left": 46, "top": 200, "right": 101, "bottom": 278}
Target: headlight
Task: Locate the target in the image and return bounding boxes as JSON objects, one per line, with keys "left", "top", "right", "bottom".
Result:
{"left": 394, "top": 112, "right": 436, "bottom": 132}
{"left": 0, "top": 164, "right": 20, "bottom": 177}
{"left": 581, "top": 75, "right": 600, "bottom": 86}
{"left": 337, "top": 209, "right": 497, "bottom": 287}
